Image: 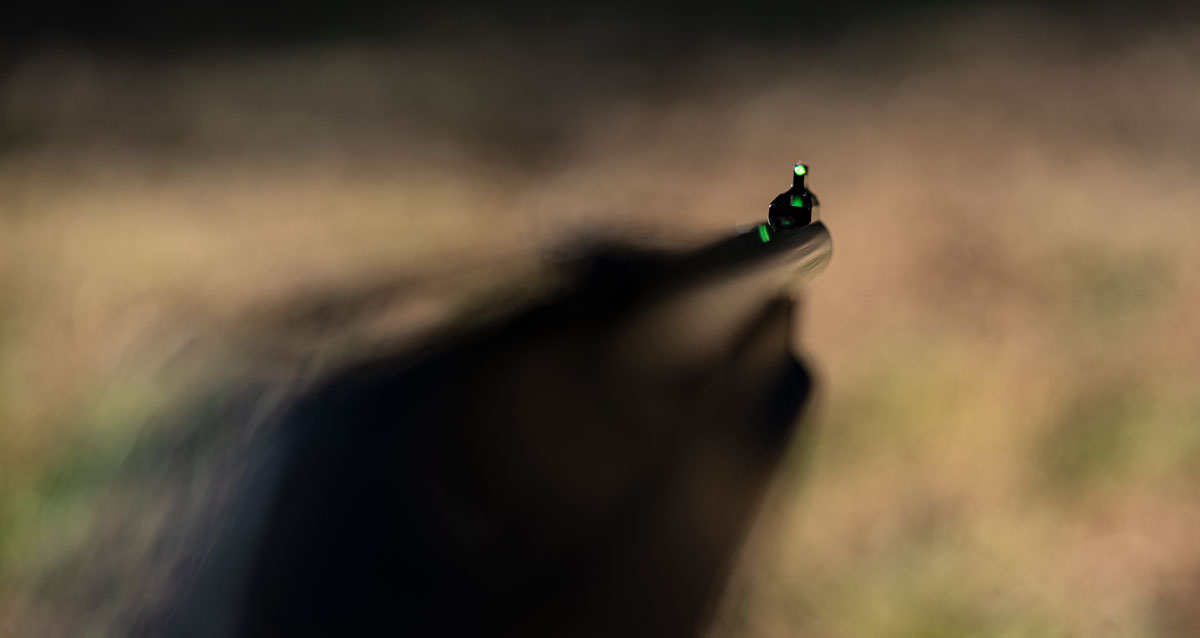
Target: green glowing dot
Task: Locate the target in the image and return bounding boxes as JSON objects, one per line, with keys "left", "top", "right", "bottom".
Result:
{"left": 794, "top": 164, "right": 807, "bottom": 176}
{"left": 758, "top": 224, "right": 771, "bottom": 243}
{"left": 790, "top": 194, "right": 806, "bottom": 207}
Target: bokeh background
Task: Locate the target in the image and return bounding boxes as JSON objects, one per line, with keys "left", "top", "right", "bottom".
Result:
{"left": 4, "top": 1, "right": 1200, "bottom": 635}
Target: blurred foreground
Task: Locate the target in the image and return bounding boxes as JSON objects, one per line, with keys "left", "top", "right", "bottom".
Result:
{"left": 4, "top": 7, "right": 1200, "bottom": 636}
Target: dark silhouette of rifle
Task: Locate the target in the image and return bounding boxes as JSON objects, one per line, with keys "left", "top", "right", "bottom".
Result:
{"left": 166, "top": 165, "right": 831, "bottom": 637}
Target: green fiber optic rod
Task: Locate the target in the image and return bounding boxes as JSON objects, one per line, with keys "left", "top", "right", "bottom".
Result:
{"left": 768, "top": 162, "right": 819, "bottom": 229}
{"left": 675, "top": 162, "right": 829, "bottom": 292}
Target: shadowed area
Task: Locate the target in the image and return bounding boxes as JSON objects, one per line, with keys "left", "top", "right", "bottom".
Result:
{"left": 160, "top": 231, "right": 819, "bottom": 637}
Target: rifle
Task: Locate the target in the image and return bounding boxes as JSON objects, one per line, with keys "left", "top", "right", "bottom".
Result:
{"left": 167, "top": 163, "right": 831, "bottom": 637}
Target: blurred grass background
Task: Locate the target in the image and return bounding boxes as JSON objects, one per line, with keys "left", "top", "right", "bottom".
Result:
{"left": 4, "top": 3, "right": 1200, "bottom": 635}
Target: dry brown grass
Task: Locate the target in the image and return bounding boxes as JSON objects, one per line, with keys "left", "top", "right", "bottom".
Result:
{"left": 3, "top": 8, "right": 1200, "bottom": 635}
